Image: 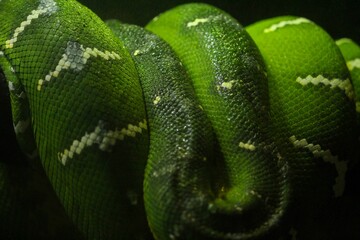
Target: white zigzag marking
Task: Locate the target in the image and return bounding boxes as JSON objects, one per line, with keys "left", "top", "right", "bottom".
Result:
{"left": 335, "top": 38, "right": 353, "bottom": 46}
{"left": 8, "top": 81, "right": 15, "bottom": 91}
{"left": 153, "top": 96, "right": 161, "bottom": 105}
{"left": 239, "top": 141, "right": 256, "bottom": 151}
{"left": 289, "top": 136, "right": 347, "bottom": 197}
{"left": 220, "top": 80, "right": 236, "bottom": 90}
{"left": 58, "top": 119, "right": 147, "bottom": 166}
{"left": 264, "top": 18, "right": 311, "bottom": 33}
{"left": 347, "top": 58, "right": 360, "bottom": 71}
{"left": 5, "top": 0, "right": 58, "bottom": 48}
{"left": 37, "top": 41, "right": 121, "bottom": 90}
{"left": 296, "top": 75, "right": 354, "bottom": 100}
{"left": 187, "top": 18, "right": 209, "bottom": 27}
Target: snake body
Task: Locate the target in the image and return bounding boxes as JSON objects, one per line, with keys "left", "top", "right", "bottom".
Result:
{"left": 0, "top": 0, "right": 359, "bottom": 239}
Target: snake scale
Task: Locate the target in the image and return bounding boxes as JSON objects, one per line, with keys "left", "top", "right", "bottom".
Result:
{"left": 0, "top": 0, "right": 359, "bottom": 239}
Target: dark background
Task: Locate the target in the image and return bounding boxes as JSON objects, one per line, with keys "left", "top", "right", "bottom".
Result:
{"left": 77, "top": 0, "right": 360, "bottom": 43}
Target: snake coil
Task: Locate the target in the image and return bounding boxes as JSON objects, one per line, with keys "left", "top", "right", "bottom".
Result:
{"left": 0, "top": 0, "right": 359, "bottom": 239}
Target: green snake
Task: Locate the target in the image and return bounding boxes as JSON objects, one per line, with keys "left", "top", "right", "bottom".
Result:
{"left": 1, "top": 0, "right": 359, "bottom": 239}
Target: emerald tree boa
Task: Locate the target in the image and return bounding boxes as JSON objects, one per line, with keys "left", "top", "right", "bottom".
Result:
{"left": 0, "top": 0, "right": 359, "bottom": 239}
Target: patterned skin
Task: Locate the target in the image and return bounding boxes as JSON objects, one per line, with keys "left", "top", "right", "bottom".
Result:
{"left": 0, "top": 0, "right": 358, "bottom": 239}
